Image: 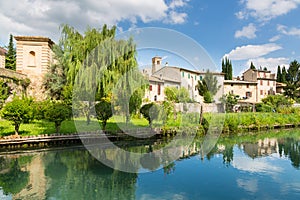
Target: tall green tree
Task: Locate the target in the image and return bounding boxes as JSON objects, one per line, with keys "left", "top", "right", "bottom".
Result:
{"left": 282, "top": 66, "right": 287, "bottom": 83}
{"left": 221, "top": 57, "right": 232, "bottom": 80}
{"left": 284, "top": 60, "right": 300, "bottom": 99}
{"left": 276, "top": 66, "right": 282, "bottom": 83}
{"left": 5, "top": 34, "right": 16, "bottom": 70}
{"left": 196, "top": 70, "right": 221, "bottom": 103}
{"left": 250, "top": 62, "right": 256, "bottom": 70}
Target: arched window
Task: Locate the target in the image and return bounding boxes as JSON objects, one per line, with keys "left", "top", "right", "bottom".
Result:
{"left": 28, "top": 51, "right": 36, "bottom": 67}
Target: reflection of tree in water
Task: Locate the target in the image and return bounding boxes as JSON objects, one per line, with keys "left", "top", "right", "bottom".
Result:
{"left": 278, "top": 138, "right": 300, "bottom": 169}
{"left": 163, "top": 162, "right": 176, "bottom": 175}
{"left": 0, "top": 158, "right": 29, "bottom": 195}
{"left": 222, "top": 144, "right": 234, "bottom": 166}
{"left": 43, "top": 150, "right": 138, "bottom": 200}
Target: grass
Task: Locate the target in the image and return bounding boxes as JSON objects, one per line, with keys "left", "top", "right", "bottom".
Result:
{"left": 0, "top": 117, "right": 151, "bottom": 137}
{"left": 2, "top": 111, "right": 300, "bottom": 137}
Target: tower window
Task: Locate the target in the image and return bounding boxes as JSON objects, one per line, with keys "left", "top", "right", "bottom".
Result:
{"left": 28, "top": 51, "right": 36, "bottom": 67}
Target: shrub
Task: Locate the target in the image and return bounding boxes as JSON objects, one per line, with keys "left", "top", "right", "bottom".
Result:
{"left": 1, "top": 96, "right": 34, "bottom": 135}
{"left": 140, "top": 103, "right": 160, "bottom": 127}
{"left": 44, "top": 101, "right": 72, "bottom": 133}
{"left": 95, "top": 98, "right": 113, "bottom": 130}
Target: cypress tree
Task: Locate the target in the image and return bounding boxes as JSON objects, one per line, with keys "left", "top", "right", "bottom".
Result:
{"left": 5, "top": 34, "right": 16, "bottom": 70}
{"left": 250, "top": 62, "right": 255, "bottom": 70}
{"left": 276, "top": 66, "right": 282, "bottom": 83}
{"left": 282, "top": 66, "right": 287, "bottom": 83}
{"left": 222, "top": 57, "right": 232, "bottom": 80}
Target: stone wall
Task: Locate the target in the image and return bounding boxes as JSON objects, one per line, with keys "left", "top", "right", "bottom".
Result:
{"left": 174, "top": 103, "right": 224, "bottom": 113}
{"left": 0, "top": 68, "right": 27, "bottom": 80}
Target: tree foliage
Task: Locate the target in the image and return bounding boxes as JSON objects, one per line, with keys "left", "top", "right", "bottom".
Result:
{"left": 164, "top": 86, "right": 191, "bottom": 103}
{"left": 284, "top": 60, "right": 300, "bottom": 99}
{"left": 1, "top": 97, "right": 33, "bottom": 135}
{"left": 222, "top": 57, "right": 232, "bottom": 80}
{"left": 44, "top": 101, "right": 72, "bottom": 133}
{"left": 220, "top": 93, "right": 238, "bottom": 112}
{"left": 140, "top": 103, "right": 160, "bottom": 127}
{"left": 277, "top": 65, "right": 282, "bottom": 83}
{"left": 0, "top": 80, "right": 10, "bottom": 109}
{"left": 95, "top": 98, "right": 113, "bottom": 130}
{"left": 196, "top": 70, "right": 221, "bottom": 103}
{"left": 250, "top": 62, "right": 256, "bottom": 70}
{"left": 5, "top": 34, "right": 16, "bottom": 70}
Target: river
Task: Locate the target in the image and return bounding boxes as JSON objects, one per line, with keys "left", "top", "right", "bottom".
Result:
{"left": 0, "top": 129, "right": 300, "bottom": 200}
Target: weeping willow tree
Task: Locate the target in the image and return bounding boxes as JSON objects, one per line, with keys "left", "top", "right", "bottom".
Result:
{"left": 74, "top": 36, "right": 147, "bottom": 124}
{"left": 46, "top": 24, "right": 146, "bottom": 124}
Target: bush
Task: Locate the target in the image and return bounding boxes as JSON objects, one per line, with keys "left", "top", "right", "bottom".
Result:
{"left": 140, "top": 103, "right": 160, "bottom": 127}
{"left": 44, "top": 101, "right": 72, "bottom": 133}
{"left": 1, "top": 96, "right": 34, "bottom": 135}
{"left": 95, "top": 98, "right": 113, "bottom": 130}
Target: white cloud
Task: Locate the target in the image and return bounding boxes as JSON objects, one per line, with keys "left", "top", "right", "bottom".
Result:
{"left": 246, "top": 57, "right": 289, "bottom": 72}
{"left": 235, "top": 23, "right": 257, "bottom": 39}
{"left": 0, "top": 0, "right": 189, "bottom": 44}
{"left": 238, "top": 0, "right": 300, "bottom": 21}
{"left": 277, "top": 24, "right": 300, "bottom": 37}
{"left": 169, "top": 0, "right": 189, "bottom": 9}
{"left": 224, "top": 43, "right": 282, "bottom": 60}
{"left": 237, "top": 178, "right": 258, "bottom": 193}
{"left": 165, "top": 11, "right": 187, "bottom": 24}
{"left": 269, "top": 35, "right": 281, "bottom": 42}
{"left": 232, "top": 156, "right": 283, "bottom": 174}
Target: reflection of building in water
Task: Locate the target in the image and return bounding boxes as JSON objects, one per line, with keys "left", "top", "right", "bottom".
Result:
{"left": 14, "top": 156, "right": 46, "bottom": 200}
{"left": 242, "top": 138, "right": 278, "bottom": 158}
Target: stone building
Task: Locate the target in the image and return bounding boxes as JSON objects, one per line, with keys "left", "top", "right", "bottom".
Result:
{"left": 0, "top": 47, "right": 6, "bottom": 69}
{"left": 143, "top": 56, "right": 224, "bottom": 103}
{"left": 14, "top": 36, "right": 54, "bottom": 100}
{"left": 224, "top": 80, "right": 257, "bottom": 103}
{"left": 243, "top": 68, "right": 276, "bottom": 102}
{"left": 224, "top": 68, "right": 277, "bottom": 103}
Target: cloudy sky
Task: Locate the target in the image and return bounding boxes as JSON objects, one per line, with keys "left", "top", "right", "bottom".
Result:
{"left": 1, "top": 0, "right": 300, "bottom": 75}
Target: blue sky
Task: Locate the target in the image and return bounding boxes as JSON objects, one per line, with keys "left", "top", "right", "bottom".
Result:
{"left": 0, "top": 0, "right": 300, "bottom": 75}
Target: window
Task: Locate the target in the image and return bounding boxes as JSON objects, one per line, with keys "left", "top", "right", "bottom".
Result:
{"left": 267, "top": 80, "right": 270, "bottom": 86}
{"left": 28, "top": 51, "right": 36, "bottom": 67}
{"left": 273, "top": 81, "right": 276, "bottom": 86}
{"left": 246, "top": 92, "right": 252, "bottom": 98}
{"left": 195, "top": 75, "right": 196, "bottom": 80}
{"left": 231, "top": 84, "right": 233, "bottom": 87}
{"left": 200, "top": 76, "right": 203, "bottom": 80}
{"left": 182, "top": 71, "right": 184, "bottom": 77}
{"left": 260, "top": 90, "right": 263, "bottom": 95}
{"left": 188, "top": 73, "right": 190, "bottom": 79}
{"left": 158, "top": 84, "right": 161, "bottom": 95}
{"left": 149, "top": 85, "right": 152, "bottom": 91}
{"left": 260, "top": 80, "right": 263, "bottom": 85}
{"left": 246, "top": 84, "right": 249, "bottom": 88}
{"left": 154, "top": 95, "right": 157, "bottom": 101}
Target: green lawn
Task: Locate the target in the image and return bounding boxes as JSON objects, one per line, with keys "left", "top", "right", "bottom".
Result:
{"left": 0, "top": 117, "right": 150, "bottom": 137}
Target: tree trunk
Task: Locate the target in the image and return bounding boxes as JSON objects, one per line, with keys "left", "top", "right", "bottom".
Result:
{"left": 55, "top": 123, "right": 61, "bottom": 133}
{"left": 14, "top": 123, "right": 20, "bottom": 135}
{"left": 199, "top": 105, "right": 203, "bottom": 124}
{"left": 102, "top": 121, "right": 107, "bottom": 131}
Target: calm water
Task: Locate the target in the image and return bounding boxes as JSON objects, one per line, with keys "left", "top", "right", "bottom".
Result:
{"left": 0, "top": 130, "right": 300, "bottom": 200}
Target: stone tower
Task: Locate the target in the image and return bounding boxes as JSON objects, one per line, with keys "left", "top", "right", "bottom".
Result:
{"left": 0, "top": 47, "right": 6, "bottom": 68}
{"left": 152, "top": 56, "right": 162, "bottom": 74}
{"left": 14, "top": 36, "right": 54, "bottom": 100}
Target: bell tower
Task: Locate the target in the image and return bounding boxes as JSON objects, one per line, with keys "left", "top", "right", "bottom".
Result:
{"left": 14, "top": 36, "right": 54, "bottom": 99}
{"left": 152, "top": 56, "right": 162, "bottom": 74}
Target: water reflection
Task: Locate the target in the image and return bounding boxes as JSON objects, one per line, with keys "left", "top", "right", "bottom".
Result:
{"left": 0, "top": 129, "right": 299, "bottom": 199}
